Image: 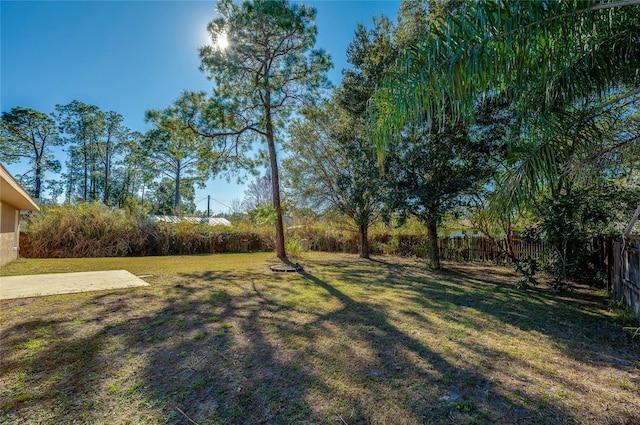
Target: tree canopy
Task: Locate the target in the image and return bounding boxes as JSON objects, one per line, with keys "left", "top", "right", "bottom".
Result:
{"left": 197, "top": 0, "right": 332, "bottom": 259}
{"left": 285, "top": 99, "right": 385, "bottom": 258}
{"left": 370, "top": 1, "right": 640, "bottom": 199}
{"left": 0, "top": 107, "right": 61, "bottom": 200}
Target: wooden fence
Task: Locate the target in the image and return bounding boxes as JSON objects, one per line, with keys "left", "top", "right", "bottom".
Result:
{"left": 437, "top": 236, "right": 548, "bottom": 264}
{"left": 611, "top": 237, "right": 640, "bottom": 324}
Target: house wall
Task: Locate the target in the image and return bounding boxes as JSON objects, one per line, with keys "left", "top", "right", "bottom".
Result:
{"left": 0, "top": 201, "right": 19, "bottom": 266}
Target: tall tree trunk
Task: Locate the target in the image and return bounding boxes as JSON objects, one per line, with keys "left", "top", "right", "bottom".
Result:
{"left": 66, "top": 174, "right": 73, "bottom": 203}
{"left": 269, "top": 146, "right": 286, "bottom": 260}
{"left": 427, "top": 222, "right": 441, "bottom": 270}
{"left": 174, "top": 162, "right": 181, "bottom": 215}
{"left": 83, "top": 145, "right": 88, "bottom": 201}
{"left": 91, "top": 140, "right": 99, "bottom": 201}
{"left": 34, "top": 161, "right": 42, "bottom": 200}
{"left": 103, "top": 144, "right": 110, "bottom": 204}
{"left": 265, "top": 93, "right": 286, "bottom": 260}
{"left": 359, "top": 222, "right": 370, "bottom": 259}
{"left": 66, "top": 153, "right": 75, "bottom": 203}
{"left": 33, "top": 135, "right": 43, "bottom": 200}
{"left": 90, "top": 161, "right": 97, "bottom": 201}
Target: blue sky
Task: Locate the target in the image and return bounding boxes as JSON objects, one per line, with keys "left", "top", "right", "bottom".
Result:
{"left": 1, "top": 0, "right": 400, "bottom": 213}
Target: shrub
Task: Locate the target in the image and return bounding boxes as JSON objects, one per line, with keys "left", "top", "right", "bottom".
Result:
{"left": 285, "top": 236, "right": 305, "bottom": 259}
{"left": 21, "top": 203, "right": 146, "bottom": 258}
{"left": 20, "top": 204, "right": 272, "bottom": 258}
{"left": 513, "top": 257, "right": 539, "bottom": 289}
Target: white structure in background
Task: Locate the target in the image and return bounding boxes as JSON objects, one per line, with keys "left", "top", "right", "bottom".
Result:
{"left": 149, "top": 215, "right": 231, "bottom": 227}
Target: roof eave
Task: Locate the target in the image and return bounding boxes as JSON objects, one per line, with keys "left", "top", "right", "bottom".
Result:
{"left": 0, "top": 163, "right": 40, "bottom": 211}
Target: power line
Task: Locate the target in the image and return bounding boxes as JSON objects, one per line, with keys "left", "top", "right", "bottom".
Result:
{"left": 197, "top": 196, "right": 231, "bottom": 210}
{"left": 209, "top": 197, "right": 230, "bottom": 209}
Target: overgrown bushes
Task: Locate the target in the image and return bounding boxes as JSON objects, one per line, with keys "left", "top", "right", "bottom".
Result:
{"left": 21, "top": 203, "right": 146, "bottom": 258}
{"left": 20, "top": 204, "right": 603, "bottom": 269}
{"left": 20, "top": 203, "right": 272, "bottom": 258}
{"left": 19, "top": 204, "right": 443, "bottom": 258}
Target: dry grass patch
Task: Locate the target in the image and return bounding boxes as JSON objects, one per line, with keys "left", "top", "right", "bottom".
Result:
{"left": 1, "top": 253, "right": 638, "bottom": 424}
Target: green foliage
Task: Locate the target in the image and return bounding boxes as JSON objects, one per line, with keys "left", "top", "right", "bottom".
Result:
{"left": 369, "top": 233, "right": 430, "bottom": 258}
{"left": 538, "top": 181, "right": 640, "bottom": 288}
{"left": 285, "top": 236, "right": 306, "bottom": 260}
{"left": 55, "top": 101, "right": 132, "bottom": 204}
{"left": 608, "top": 299, "right": 638, "bottom": 327}
{"left": 371, "top": 1, "right": 640, "bottom": 156}
{"left": 143, "top": 104, "right": 219, "bottom": 214}
{"left": 624, "top": 327, "right": 640, "bottom": 339}
{"left": 248, "top": 204, "right": 278, "bottom": 226}
{"left": 2, "top": 102, "right": 156, "bottom": 208}
{"left": 366, "top": 0, "right": 640, "bottom": 279}
{"left": 370, "top": 0, "right": 640, "bottom": 231}
{"left": 513, "top": 257, "right": 539, "bottom": 290}
{"left": 381, "top": 113, "right": 499, "bottom": 269}
{"left": 284, "top": 99, "right": 385, "bottom": 258}
{"left": 0, "top": 106, "right": 62, "bottom": 199}
{"left": 334, "top": 2, "right": 504, "bottom": 268}
{"left": 200, "top": 0, "right": 332, "bottom": 105}
{"left": 338, "top": 15, "right": 396, "bottom": 118}
{"left": 146, "top": 177, "right": 197, "bottom": 216}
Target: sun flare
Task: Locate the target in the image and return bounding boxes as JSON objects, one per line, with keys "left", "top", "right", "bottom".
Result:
{"left": 215, "top": 32, "right": 229, "bottom": 50}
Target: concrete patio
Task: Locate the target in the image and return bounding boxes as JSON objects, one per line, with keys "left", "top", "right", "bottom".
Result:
{"left": 0, "top": 270, "right": 149, "bottom": 300}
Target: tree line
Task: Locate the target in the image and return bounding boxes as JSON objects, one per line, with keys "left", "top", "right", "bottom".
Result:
{"left": 0, "top": 100, "right": 213, "bottom": 214}
{"left": 2, "top": 0, "right": 639, "bottom": 277}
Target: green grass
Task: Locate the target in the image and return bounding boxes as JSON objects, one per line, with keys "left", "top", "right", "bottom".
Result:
{"left": 1, "top": 252, "right": 638, "bottom": 424}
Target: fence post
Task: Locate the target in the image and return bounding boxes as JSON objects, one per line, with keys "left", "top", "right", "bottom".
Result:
{"left": 606, "top": 236, "right": 613, "bottom": 291}
{"left": 613, "top": 240, "right": 621, "bottom": 300}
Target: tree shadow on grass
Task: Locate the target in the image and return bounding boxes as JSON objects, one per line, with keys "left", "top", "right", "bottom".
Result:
{"left": 295, "top": 255, "right": 640, "bottom": 420}
{"left": 1, "top": 254, "right": 638, "bottom": 425}
{"left": 346, "top": 257, "right": 639, "bottom": 414}
{"left": 294, "top": 270, "right": 589, "bottom": 424}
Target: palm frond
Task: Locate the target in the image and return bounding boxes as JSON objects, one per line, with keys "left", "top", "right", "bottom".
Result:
{"left": 370, "top": 0, "right": 640, "bottom": 162}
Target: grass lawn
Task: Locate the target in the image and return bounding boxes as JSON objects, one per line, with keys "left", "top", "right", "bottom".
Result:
{"left": 1, "top": 253, "right": 638, "bottom": 425}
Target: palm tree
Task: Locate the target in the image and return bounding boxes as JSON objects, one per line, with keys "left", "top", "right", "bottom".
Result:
{"left": 370, "top": 0, "right": 640, "bottom": 204}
